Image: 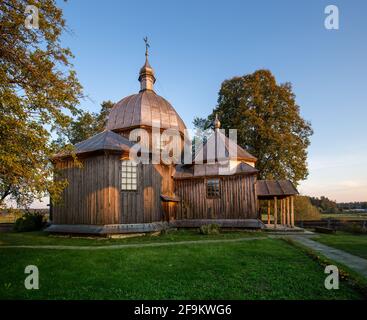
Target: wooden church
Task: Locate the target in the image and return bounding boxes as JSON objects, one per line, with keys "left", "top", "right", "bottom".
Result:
{"left": 48, "top": 45, "right": 298, "bottom": 234}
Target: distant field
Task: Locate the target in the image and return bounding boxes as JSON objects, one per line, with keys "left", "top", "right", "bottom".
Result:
{"left": 260, "top": 213, "right": 367, "bottom": 222}
{"left": 0, "top": 209, "right": 49, "bottom": 224}
{"left": 0, "top": 215, "right": 17, "bottom": 224}
{"left": 320, "top": 213, "right": 367, "bottom": 220}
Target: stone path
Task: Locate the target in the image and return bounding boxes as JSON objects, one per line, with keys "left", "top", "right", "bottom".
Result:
{"left": 291, "top": 236, "right": 367, "bottom": 279}
{"left": 0, "top": 236, "right": 266, "bottom": 250}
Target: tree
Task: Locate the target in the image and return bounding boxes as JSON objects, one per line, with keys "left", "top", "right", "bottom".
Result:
{"left": 192, "top": 117, "right": 211, "bottom": 156}
{"left": 0, "top": 0, "right": 82, "bottom": 207}
{"left": 294, "top": 196, "right": 321, "bottom": 221}
{"left": 55, "top": 100, "right": 114, "bottom": 145}
{"left": 309, "top": 196, "right": 340, "bottom": 213}
{"left": 194, "top": 70, "right": 313, "bottom": 185}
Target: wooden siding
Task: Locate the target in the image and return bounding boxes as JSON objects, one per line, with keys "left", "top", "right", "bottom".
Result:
{"left": 53, "top": 154, "right": 174, "bottom": 225}
{"left": 175, "top": 174, "right": 258, "bottom": 220}
{"left": 121, "top": 163, "right": 173, "bottom": 224}
{"left": 53, "top": 154, "right": 121, "bottom": 225}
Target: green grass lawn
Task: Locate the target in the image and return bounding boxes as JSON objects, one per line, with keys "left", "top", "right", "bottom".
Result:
{"left": 0, "top": 231, "right": 363, "bottom": 300}
{"left": 0, "top": 229, "right": 264, "bottom": 246}
{"left": 313, "top": 232, "right": 367, "bottom": 260}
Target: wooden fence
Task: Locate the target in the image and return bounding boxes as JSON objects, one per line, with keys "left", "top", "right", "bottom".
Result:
{"left": 296, "top": 219, "right": 367, "bottom": 230}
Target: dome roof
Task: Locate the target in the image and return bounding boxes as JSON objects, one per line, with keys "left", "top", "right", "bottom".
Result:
{"left": 106, "top": 41, "right": 186, "bottom": 134}
{"left": 106, "top": 90, "right": 187, "bottom": 134}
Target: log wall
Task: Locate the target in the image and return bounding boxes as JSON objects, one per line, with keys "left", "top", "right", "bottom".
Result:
{"left": 53, "top": 154, "right": 173, "bottom": 225}
{"left": 53, "top": 154, "right": 121, "bottom": 225}
{"left": 174, "top": 174, "right": 258, "bottom": 220}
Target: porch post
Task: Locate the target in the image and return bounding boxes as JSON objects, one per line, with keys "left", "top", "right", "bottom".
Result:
{"left": 274, "top": 196, "right": 277, "bottom": 229}
{"left": 267, "top": 200, "right": 271, "bottom": 225}
{"left": 291, "top": 196, "right": 295, "bottom": 227}
{"left": 282, "top": 199, "right": 287, "bottom": 224}
{"left": 287, "top": 197, "right": 290, "bottom": 226}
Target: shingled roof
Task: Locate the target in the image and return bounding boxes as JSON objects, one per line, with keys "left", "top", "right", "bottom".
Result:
{"left": 54, "top": 130, "right": 133, "bottom": 159}
{"left": 193, "top": 129, "right": 257, "bottom": 163}
{"left": 257, "top": 180, "right": 298, "bottom": 198}
{"left": 74, "top": 130, "right": 133, "bottom": 154}
{"left": 174, "top": 162, "right": 258, "bottom": 179}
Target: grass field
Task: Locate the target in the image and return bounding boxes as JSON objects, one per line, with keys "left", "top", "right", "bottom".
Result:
{"left": 313, "top": 232, "right": 367, "bottom": 260}
{"left": 260, "top": 213, "right": 367, "bottom": 222}
{"left": 0, "top": 230, "right": 364, "bottom": 300}
{"left": 0, "top": 215, "right": 18, "bottom": 224}
{"left": 0, "top": 229, "right": 264, "bottom": 246}
{"left": 320, "top": 213, "right": 367, "bottom": 220}
{"left": 0, "top": 210, "right": 49, "bottom": 224}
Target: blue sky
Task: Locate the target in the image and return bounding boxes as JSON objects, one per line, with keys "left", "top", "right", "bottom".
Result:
{"left": 54, "top": 0, "right": 367, "bottom": 203}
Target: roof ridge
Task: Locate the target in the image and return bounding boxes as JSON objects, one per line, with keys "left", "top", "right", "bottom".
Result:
{"left": 264, "top": 180, "right": 270, "bottom": 195}
{"left": 101, "top": 130, "right": 109, "bottom": 147}
{"left": 277, "top": 180, "right": 286, "bottom": 194}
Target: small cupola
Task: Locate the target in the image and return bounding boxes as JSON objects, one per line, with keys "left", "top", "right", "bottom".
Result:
{"left": 138, "top": 37, "right": 156, "bottom": 91}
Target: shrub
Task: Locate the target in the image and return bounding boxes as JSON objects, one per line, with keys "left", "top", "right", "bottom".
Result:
{"left": 294, "top": 196, "right": 321, "bottom": 221}
{"left": 341, "top": 222, "right": 367, "bottom": 235}
{"left": 199, "top": 224, "right": 220, "bottom": 235}
{"left": 13, "top": 211, "right": 46, "bottom": 232}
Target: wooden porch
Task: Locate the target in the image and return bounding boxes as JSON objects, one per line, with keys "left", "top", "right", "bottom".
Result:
{"left": 257, "top": 180, "right": 298, "bottom": 229}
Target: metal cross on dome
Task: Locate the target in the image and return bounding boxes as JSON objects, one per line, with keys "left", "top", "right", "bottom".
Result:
{"left": 143, "top": 36, "right": 150, "bottom": 57}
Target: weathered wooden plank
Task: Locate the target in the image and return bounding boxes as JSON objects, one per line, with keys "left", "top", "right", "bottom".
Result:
{"left": 172, "top": 219, "right": 264, "bottom": 229}
{"left": 174, "top": 175, "right": 258, "bottom": 221}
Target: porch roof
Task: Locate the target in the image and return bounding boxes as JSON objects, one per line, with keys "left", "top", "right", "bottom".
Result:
{"left": 257, "top": 180, "right": 298, "bottom": 198}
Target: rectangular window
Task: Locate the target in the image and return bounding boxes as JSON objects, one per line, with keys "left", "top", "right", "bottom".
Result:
{"left": 121, "top": 160, "right": 138, "bottom": 191}
{"left": 207, "top": 179, "right": 220, "bottom": 198}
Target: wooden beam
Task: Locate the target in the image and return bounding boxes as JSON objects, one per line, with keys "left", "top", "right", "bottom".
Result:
{"left": 257, "top": 199, "right": 260, "bottom": 219}
{"left": 287, "top": 197, "right": 290, "bottom": 226}
{"left": 172, "top": 219, "right": 264, "bottom": 228}
{"left": 284, "top": 197, "right": 287, "bottom": 226}
{"left": 291, "top": 196, "right": 295, "bottom": 227}
{"left": 267, "top": 200, "right": 271, "bottom": 225}
{"left": 274, "top": 196, "right": 277, "bottom": 229}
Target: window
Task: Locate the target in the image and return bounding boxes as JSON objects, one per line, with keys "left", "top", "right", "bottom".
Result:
{"left": 121, "top": 160, "right": 138, "bottom": 191}
{"left": 207, "top": 179, "right": 220, "bottom": 198}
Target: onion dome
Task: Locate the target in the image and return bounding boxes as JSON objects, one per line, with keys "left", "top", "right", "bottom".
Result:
{"left": 106, "top": 38, "right": 186, "bottom": 135}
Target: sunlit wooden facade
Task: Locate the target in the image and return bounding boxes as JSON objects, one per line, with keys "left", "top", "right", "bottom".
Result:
{"left": 49, "top": 51, "right": 297, "bottom": 234}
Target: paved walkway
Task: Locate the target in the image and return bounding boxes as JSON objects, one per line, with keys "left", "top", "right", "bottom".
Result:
{"left": 0, "top": 236, "right": 266, "bottom": 250}
{"left": 291, "top": 236, "right": 367, "bottom": 279}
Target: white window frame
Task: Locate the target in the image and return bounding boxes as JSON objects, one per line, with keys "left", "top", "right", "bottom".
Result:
{"left": 121, "top": 160, "right": 138, "bottom": 191}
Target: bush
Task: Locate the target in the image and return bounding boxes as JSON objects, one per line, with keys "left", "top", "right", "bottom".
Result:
{"left": 199, "top": 224, "right": 220, "bottom": 235}
{"left": 341, "top": 222, "right": 367, "bottom": 235}
{"left": 294, "top": 196, "right": 321, "bottom": 221}
{"left": 13, "top": 211, "right": 46, "bottom": 232}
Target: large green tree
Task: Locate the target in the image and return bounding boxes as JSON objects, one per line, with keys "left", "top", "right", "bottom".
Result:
{"left": 0, "top": 0, "right": 82, "bottom": 207}
{"left": 55, "top": 100, "right": 115, "bottom": 145}
{"left": 194, "top": 70, "right": 313, "bottom": 185}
